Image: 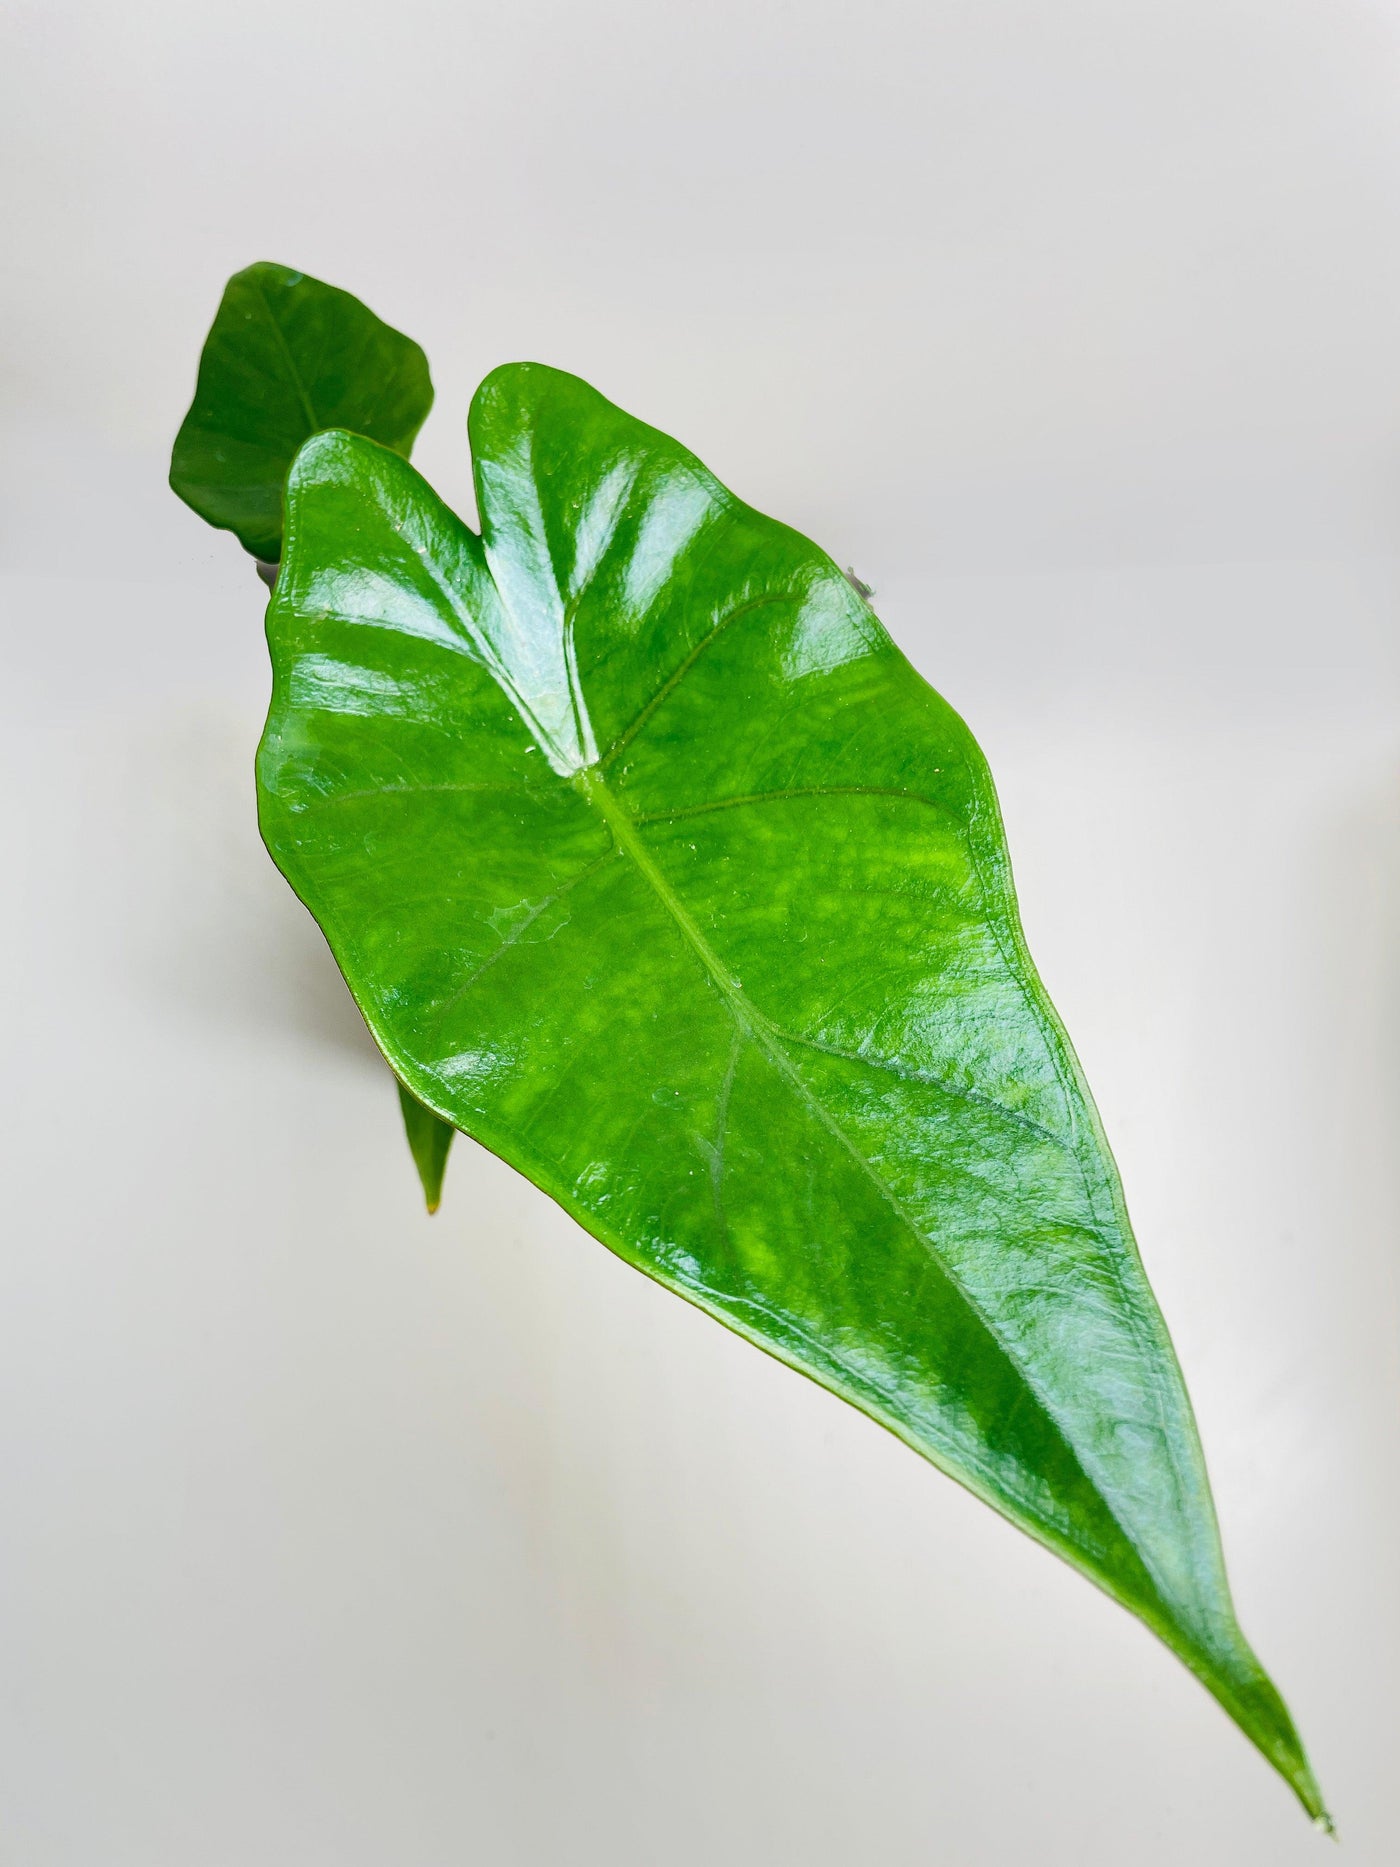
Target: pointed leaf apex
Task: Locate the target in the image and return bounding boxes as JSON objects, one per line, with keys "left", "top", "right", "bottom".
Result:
{"left": 396, "top": 1082, "right": 455, "bottom": 1215}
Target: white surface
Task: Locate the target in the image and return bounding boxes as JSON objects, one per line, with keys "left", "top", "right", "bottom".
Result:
{"left": 3, "top": 3, "right": 1399, "bottom": 1861}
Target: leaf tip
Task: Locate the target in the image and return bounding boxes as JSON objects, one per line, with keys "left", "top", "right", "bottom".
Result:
{"left": 396, "top": 1080, "right": 454, "bottom": 1216}
{"left": 1279, "top": 1748, "right": 1332, "bottom": 1835}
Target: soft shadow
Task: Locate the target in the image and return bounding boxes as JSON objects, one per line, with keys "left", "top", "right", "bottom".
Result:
{"left": 126, "top": 706, "right": 386, "bottom": 1072}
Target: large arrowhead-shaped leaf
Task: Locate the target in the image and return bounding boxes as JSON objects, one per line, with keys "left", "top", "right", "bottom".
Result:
{"left": 169, "top": 260, "right": 433, "bottom": 564}
{"left": 256, "top": 363, "right": 1325, "bottom": 1820}
{"left": 170, "top": 261, "right": 454, "bottom": 1209}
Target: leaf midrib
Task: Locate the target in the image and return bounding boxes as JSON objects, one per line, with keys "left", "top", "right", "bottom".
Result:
{"left": 252, "top": 281, "right": 320, "bottom": 434}
{"left": 575, "top": 764, "right": 1158, "bottom": 1591}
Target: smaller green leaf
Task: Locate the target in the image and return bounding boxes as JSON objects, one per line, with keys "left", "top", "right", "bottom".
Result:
{"left": 396, "top": 1081, "right": 456, "bottom": 1214}
{"left": 170, "top": 261, "right": 442, "bottom": 1196}
{"left": 169, "top": 261, "right": 433, "bottom": 562}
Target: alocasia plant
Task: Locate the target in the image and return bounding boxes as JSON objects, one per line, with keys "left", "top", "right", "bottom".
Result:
{"left": 172, "top": 265, "right": 1328, "bottom": 1828}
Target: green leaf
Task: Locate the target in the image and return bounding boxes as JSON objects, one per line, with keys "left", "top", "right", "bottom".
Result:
{"left": 170, "top": 261, "right": 453, "bottom": 1199}
{"left": 169, "top": 260, "right": 433, "bottom": 563}
{"left": 397, "top": 1079, "right": 455, "bottom": 1214}
{"left": 256, "top": 363, "right": 1326, "bottom": 1823}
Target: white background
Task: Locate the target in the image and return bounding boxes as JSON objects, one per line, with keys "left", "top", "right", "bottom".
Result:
{"left": 3, "top": 2, "right": 1399, "bottom": 1860}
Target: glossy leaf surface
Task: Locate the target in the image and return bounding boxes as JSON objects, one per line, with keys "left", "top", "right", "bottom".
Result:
{"left": 256, "top": 364, "right": 1324, "bottom": 1821}
{"left": 169, "top": 260, "right": 433, "bottom": 563}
